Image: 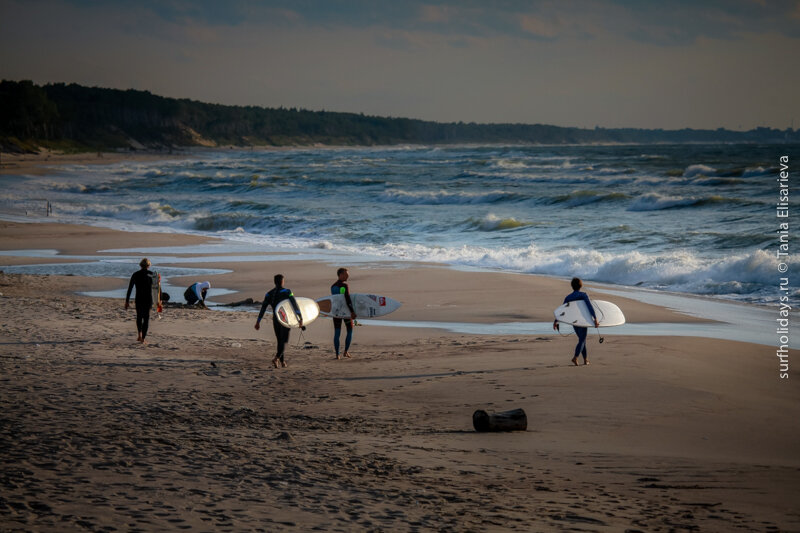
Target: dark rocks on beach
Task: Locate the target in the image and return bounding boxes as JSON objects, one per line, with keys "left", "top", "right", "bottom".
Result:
{"left": 163, "top": 302, "right": 208, "bottom": 309}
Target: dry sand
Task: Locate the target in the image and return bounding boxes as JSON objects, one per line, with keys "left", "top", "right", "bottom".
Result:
{"left": 1, "top": 221, "right": 799, "bottom": 532}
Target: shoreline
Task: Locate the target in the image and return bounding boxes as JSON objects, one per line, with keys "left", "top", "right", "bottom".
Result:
{"left": 0, "top": 220, "right": 723, "bottom": 323}
{"left": 0, "top": 219, "right": 785, "bottom": 347}
{"left": 0, "top": 148, "right": 200, "bottom": 176}
{"left": 1, "top": 218, "right": 788, "bottom": 351}
{"left": 1, "top": 220, "right": 799, "bottom": 531}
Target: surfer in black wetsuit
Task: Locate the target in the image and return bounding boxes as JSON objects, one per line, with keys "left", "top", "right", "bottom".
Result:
{"left": 553, "top": 277, "right": 599, "bottom": 365}
{"left": 331, "top": 267, "right": 357, "bottom": 359}
{"left": 255, "top": 274, "right": 303, "bottom": 368}
{"left": 125, "top": 258, "right": 157, "bottom": 344}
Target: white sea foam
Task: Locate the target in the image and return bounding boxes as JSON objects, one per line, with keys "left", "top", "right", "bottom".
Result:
{"left": 627, "top": 193, "right": 732, "bottom": 211}
{"left": 45, "top": 181, "right": 89, "bottom": 193}
{"left": 495, "top": 159, "right": 529, "bottom": 169}
{"left": 742, "top": 166, "right": 767, "bottom": 177}
{"left": 344, "top": 243, "right": 797, "bottom": 302}
{"left": 683, "top": 164, "right": 716, "bottom": 178}
{"left": 628, "top": 193, "right": 700, "bottom": 211}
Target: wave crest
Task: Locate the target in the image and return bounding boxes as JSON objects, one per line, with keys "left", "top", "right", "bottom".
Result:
{"left": 551, "top": 190, "right": 630, "bottom": 207}
{"left": 684, "top": 164, "right": 716, "bottom": 177}
{"left": 380, "top": 189, "right": 519, "bottom": 205}
{"left": 358, "top": 244, "right": 795, "bottom": 302}
{"left": 627, "top": 193, "right": 752, "bottom": 211}
{"left": 469, "top": 214, "right": 530, "bottom": 231}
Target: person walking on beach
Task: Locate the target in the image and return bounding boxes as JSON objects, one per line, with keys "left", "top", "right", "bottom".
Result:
{"left": 331, "top": 267, "right": 357, "bottom": 359}
{"left": 125, "top": 258, "right": 159, "bottom": 344}
{"left": 184, "top": 281, "right": 211, "bottom": 308}
{"left": 553, "top": 277, "right": 599, "bottom": 365}
{"left": 254, "top": 274, "right": 303, "bottom": 368}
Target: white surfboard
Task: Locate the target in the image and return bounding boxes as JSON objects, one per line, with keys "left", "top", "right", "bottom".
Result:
{"left": 316, "top": 293, "right": 401, "bottom": 319}
{"left": 275, "top": 297, "right": 320, "bottom": 329}
{"left": 553, "top": 299, "right": 625, "bottom": 327}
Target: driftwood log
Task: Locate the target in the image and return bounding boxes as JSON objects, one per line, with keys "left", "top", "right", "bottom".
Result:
{"left": 473, "top": 408, "right": 527, "bottom": 432}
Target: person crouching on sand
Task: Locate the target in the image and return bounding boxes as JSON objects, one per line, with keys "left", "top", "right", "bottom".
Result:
{"left": 184, "top": 281, "right": 211, "bottom": 308}
{"left": 553, "top": 277, "right": 599, "bottom": 366}
{"left": 254, "top": 274, "right": 303, "bottom": 368}
{"left": 125, "top": 258, "right": 158, "bottom": 344}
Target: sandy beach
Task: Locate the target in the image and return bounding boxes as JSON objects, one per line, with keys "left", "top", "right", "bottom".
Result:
{"left": 0, "top": 219, "right": 798, "bottom": 532}
{"left": 0, "top": 150, "right": 194, "bottom": 177}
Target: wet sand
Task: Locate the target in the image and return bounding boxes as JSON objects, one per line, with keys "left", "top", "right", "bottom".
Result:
{"left": 1, "top": 221, "right": 799, "bottom": 531}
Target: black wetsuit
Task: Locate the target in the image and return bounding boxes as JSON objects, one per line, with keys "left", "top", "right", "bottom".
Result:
{"left": 331, "top": 280, "right": 355, "bottom": 355}
{"left": 126, "top": 268, "right": 153, "bottom": 339}
{"left": 257, "top": 287, "right": 301, "bottom": 363}
{"left": 563, "top": 290, "right": 597, "bottom": 362}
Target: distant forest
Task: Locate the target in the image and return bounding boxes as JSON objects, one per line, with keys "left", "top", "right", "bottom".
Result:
{"left": 1, "top": 79, "right": 797, "bottom": 152}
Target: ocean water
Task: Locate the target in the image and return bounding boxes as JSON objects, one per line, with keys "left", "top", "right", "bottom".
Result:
{"left": 1, "top": 144, "right": 797, "bottom": 304}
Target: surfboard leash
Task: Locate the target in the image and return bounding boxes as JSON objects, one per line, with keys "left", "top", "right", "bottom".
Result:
{"left": 294, "top": 327, "right": 308, "bottom": 348}
{"left": 595, "top": 305, "right": 605, "bottom": 344}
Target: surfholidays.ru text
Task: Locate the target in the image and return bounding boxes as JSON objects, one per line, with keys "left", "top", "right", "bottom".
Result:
{"left": 776, "top": 155, "right": 790, "bottom": 380}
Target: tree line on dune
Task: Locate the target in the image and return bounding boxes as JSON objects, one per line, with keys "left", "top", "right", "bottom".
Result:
{"left": 0, "top": 79, "right": 797, "bottom": 153}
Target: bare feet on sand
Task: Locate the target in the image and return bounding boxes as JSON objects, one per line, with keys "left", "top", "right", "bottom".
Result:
{"left": 272, "top": 357, "right": 279, "bottom": 368}
{"left": 571, "top": 357, "right": 578, "bottom": 366}
{"left": 344, "top": 352, "right": 352, "bottom": 358}
{"left": 281, "top": 361, "right": 287, "bottom": 368}
{"left": 584, "top": 360, "right": 590, "bottom": 365}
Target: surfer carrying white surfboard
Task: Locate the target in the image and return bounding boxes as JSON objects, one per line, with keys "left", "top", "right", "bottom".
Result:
{"left": 553, "top": 278, "right": 599, "bottom": 366}
{"left": 124, "top": 258, "right": 159, "bottom": 344}
{"left": 331, "top": 268, "right": 356, "bottom": 359}
{"left": 254, "top": 274, "right": 303, "bottom": 368}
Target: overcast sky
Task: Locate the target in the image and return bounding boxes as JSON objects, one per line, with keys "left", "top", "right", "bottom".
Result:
{"left": 2, "top": 0, "right": 799, "bottom": 130}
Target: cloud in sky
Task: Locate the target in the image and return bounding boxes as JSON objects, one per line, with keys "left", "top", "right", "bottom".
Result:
{"left": 1, "top": 0, "right": 799, "bottom": 129}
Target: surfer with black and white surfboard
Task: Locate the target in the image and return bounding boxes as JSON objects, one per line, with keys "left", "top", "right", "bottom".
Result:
{"left": 255, "top": 274, "right": 303, "bottom": 368}
{"left": 553, "top": 277, "right": 599, "bottom": 366}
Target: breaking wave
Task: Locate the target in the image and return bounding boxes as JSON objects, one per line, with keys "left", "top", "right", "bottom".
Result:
{"left": 627, "top": 193, "right": 753, "bottom": 211}
{"left": 468, "top": 214, "right": 531, "bottom": 231}
{"left": 353, "top": 244, "right": 797, "bottom": 302}
{"left": 380, "top": 189, "right": 521, "bottom": 205}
